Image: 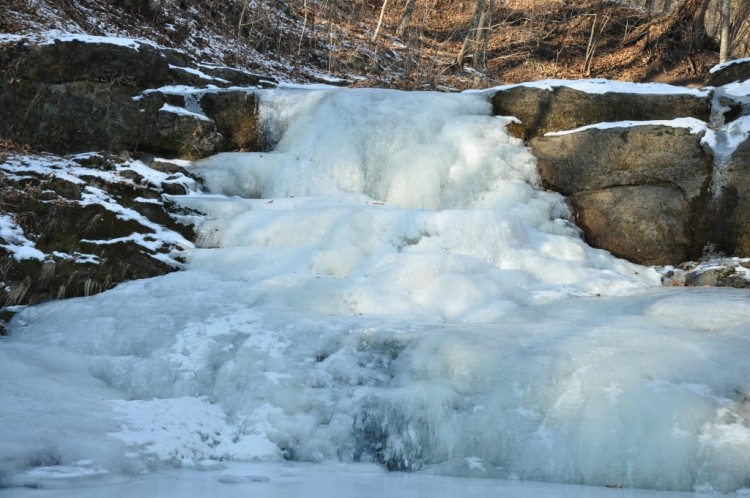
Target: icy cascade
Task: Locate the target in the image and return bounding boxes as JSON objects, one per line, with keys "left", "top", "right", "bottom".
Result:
{"left": 4, "top": 88, "right": 750, "bottom": 494}
{"left": 187, "top": 87, "right": 658, "bottom": 310}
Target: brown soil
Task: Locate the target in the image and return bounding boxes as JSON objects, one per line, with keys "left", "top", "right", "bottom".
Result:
{"left": 351, "top": 0, "right": 720, "bottom": 89}
{"left": 1, "top": 0, "right": 723, "bottom": 90}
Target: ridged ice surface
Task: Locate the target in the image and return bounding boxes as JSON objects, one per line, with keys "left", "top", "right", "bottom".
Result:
{"left": 3, "top": 88, "right": 750, "bottom": 494}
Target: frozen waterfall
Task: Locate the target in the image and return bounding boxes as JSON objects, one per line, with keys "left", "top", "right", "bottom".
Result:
{"left": 3, "top": 87, "right": 750, "bottom": 495}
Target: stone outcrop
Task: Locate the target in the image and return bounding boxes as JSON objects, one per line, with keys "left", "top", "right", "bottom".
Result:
{"left": 684, "top": 266, "right": 750, "bottom": 288}
{"left": 0, "top": 152, "right": 198, "bottom": 307}
{"left": 2, "top": 35, "right": 750, "bottom": 299}
{"left": 491, "top": 85, "right": 712, "bottom": 140}
{"left": 0, "top": 37, "right": 274, "bottom": 159}
{"left": 726, "top": 135, "right": 750, "bottom": 255}
{"left": 0, "top": 37, "right": 279, "bottom": 309}
{"left": 529, "top": 125, "right": 713, "bottom": 265}
{"left": 491, "top": 80, "right": 750, "bottom": 267}
{"left": 705, "top": 58, "right": 750, "bottom": 87}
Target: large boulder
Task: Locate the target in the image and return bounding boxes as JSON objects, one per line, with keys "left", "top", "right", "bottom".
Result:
{"left": 492, "top": 85, "right": 711, "bottom": 140}
{"left": 198, "top": 91, "right": 260, "bottom": 151}
{"left": 10, "top": 39, "right": 173, "bottom": 90}
{"left": 726, "top": 133, "right": 750, "bottom": 256}
{"left": 0, "top": 37, "right": 275, "bottom": 159}
{"left": 529, "top": 125, "right": 714, "bottom": 265}
{"left": 706, "top": 58, "right": 750, "bottom": 87}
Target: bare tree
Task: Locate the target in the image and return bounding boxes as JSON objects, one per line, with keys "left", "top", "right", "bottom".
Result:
{"left": 671, "top": 0, "right": 713, "bottom": 50}
{"left": 372, "top": 0, "right": 391, "bottom": 42}
{"left": 396, "top": 0, "right": 416, "bottom": 37}
{"left": 456, "top": 0, "right": 485, "bottom": 67}
{"left": 719, "top": 0, "right": 731, "bottom": 62}
{"left": 478, "top": 0, "right": 495, "bottom": 70}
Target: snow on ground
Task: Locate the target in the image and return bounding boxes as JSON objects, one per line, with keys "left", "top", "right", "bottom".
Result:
{"left": 722, "top": 80, "right": 750, "bottom": 97}
{"left": 0, "top": 461, "right": 718, "bottom": 498}
{"left": 544, "top": 116, "right": 715, "bottom": 143}
{"left": 2, "top": 88, "right": 750, "bottom": 497}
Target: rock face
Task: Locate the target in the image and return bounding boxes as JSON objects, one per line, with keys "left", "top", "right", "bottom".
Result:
{"left": 491, "top": 80, "right": 750, "bottom": 266}
{"left": 705, "top": 58, "right": 750, "bottom": 87}
{"left": 491, "top": 85, "right": 712, "bottom": 140}
{"left": 0, "top": 152, "right": 198, "bottom": 307}
{"left": 0, "top": 38, "right": 274, "bottom": 159}
{"left": 0, "top": 37, "right": 279, "bottom": 309}
{"left": 726, "top": 136, "right": 750, "bottom": 256}
{"left": 529, "top": 125, "right": 713, "bottom": 265}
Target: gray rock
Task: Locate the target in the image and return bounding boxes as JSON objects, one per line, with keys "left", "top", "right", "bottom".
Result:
{"left": 529, "top": 125, "right": 713, "bottom": 265}
{"left": 0, "top": 39, "right": 273, "bottom": 159}
{"left": 0, "top": 155, "right": 195, "bottom": 307}
{"left": 706, "top": 59, "right": 750, "bottom": 87}
{"left": 197, "top": 65, "right": 277, "bottom": 88}
{"left": 492, "top": 85, "right": 711, "bottom": 140}
{"left": 570, "top": 185, "right": 692, "bottom": 265}
{"left": 12, "top": 39, "right": 173, "bottom": 90}
{"left": 200, "top": 91, "right": 260, "bottom": 151}
{"left": 685, "top": 267, "right": 750, "bottom": 288}
{"left": 726, "top": 136, "right": 750, "bottom": 256}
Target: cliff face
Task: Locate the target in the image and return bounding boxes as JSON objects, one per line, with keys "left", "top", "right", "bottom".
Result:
{"left": 0, "top": 37, "right": 273, "bottom": 158}
{"left": 0, "top": 36, "right": 274, "bottom": 308}
{"left": 492, "top": 67, "right": 750, "bottom": 267}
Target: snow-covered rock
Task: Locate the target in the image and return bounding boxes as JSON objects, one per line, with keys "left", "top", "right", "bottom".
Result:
{"left": 706, "top": 57, "right": 750, "bottom": 87}
{"left": 489, "top": 80, "right": 711, "bottom": 140}
{"left": 0, "top": 153, "right": 197, "bottom": 307}
{"left": 0, "top": 36, "right": 275, "bottom": 159}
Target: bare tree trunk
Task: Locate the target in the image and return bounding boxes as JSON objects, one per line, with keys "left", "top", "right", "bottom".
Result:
{"left": 693, "top": 0, "right": 711, "bottom": 38}
{"left": 472, "top": 2, "right": 487, "bottom": 70}
{"left": 237, "top": 0, "right": 250, "bottom": 39}
{"left": 372, "top": 0, "right": 391, "bottom": 42}
{"left": 396, "top": 0, "right": 416, "bottom": 37}
{"left": 479, "top": 0, "right": 495, "bottom": 70}
{"left": 719, "top": 0, "right": 731, "bottom": 62}
{"left": 456, "top": 0, "right": 485, "bottom": 67}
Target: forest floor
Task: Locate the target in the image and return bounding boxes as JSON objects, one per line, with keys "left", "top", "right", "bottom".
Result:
{"left": 1, "top": 0, "right": 723, "bottom": 90}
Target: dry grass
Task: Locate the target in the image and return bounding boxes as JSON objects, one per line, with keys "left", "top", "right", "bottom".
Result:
{"left": 0, "top": 0, "right": 741, "bottom": 89}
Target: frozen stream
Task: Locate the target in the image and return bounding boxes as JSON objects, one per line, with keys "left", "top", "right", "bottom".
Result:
{"left": 2, "top": 87, "right": 750, "bottom": 496}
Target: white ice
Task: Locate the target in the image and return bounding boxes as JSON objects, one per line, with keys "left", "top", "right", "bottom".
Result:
{"left": 2, "top": 87, "right": 750, "bottom": 497}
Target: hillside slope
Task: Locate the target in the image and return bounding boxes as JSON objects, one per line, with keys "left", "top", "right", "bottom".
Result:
{"left": 1, "top": 0, "right": 728, "bottom": 89}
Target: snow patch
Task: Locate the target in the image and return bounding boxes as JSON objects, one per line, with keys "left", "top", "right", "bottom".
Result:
{"left": 709, "top": 56, "right": 750, "bottom": 74}
{"left": 544, "top": 117, "right": 711, "bottom": 138}
{"left": 160, "top": 103, "right": 211, "bottom": 121}
{"left": 0, "top": 30, "right": 163, "bottom": 50}
{"left": 0, "top": 214, "right": 46, "bottom": 261}
{"left": 485, "top": 78, "right": 709, "bottom": 97}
